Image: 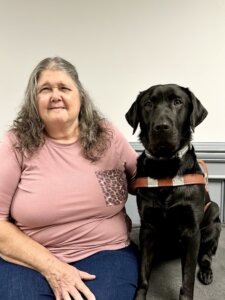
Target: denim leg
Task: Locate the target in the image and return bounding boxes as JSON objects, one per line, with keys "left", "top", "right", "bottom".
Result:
{"left": 0, "top": 258, "right": 54, "bottom": 300}
{"left": 74, "top": 244, "right": 139, "bottom": 300}
{"left": 0, "top": 244, "right": 139, "bottom": 300}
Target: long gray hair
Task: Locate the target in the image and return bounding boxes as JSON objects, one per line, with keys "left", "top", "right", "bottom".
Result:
{"left": 11, "top": 57, "right": 112, "bottom": 161}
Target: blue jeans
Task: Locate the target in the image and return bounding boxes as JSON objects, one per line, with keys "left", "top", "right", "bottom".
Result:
{"left": 0, "top": 244, "right": 139, "bottom": 300}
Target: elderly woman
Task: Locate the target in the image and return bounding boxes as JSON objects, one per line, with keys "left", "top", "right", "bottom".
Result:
{"left": 0, "top": 57, "right": 138, "bottom": 300}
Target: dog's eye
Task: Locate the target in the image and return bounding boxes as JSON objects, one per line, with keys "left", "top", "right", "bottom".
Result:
{"left": 144, "top": 100, "right": 153, "bottom": 108}
{"left": 173, "top": 98, "right": 182, "bottom": 105}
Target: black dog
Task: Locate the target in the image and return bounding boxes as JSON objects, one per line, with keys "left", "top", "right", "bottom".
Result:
{"left": 126, "top": 84, "right": 221, "bottom": 300}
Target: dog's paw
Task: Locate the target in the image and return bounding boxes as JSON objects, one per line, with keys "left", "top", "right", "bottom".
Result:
{"left": 179, "top": 295, "right": 193, "bottom": 300}
{"left": 179, "top": 287, "right": 193, "bottom": 300}
{"left": 135, "top": 288, "right": 147, "bottom": 300}
{"left": 198, "top": 268, "right": 213, "bottom": 285}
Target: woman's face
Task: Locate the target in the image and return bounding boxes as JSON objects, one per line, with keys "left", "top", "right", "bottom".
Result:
{"left": 36, "top": 69, "right": 81, "bottom": 135}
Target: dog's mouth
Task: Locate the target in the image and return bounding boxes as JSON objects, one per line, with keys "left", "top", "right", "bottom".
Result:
{"left": 143, "top": 133, "right": 179, "bottom": 158}
{"left": 140, "top": 127, "right": 184, "bottom": 159}
{"left": 150, "top": 147, "right": 176, "bottom": 159}
{"left": 146, "top": 140, "right": 180, "bottom": 159}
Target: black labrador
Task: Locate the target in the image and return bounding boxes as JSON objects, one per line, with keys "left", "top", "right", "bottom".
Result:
{"left": 126, "top": 84, "right": 221, "bottom": 300}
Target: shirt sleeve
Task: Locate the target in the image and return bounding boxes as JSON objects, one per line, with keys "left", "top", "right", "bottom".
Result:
{"left": 0, "top": 133, "right": 22, "bottom": 220}
{"left": 111, "top": 123, "right": 138, "bottom": 184}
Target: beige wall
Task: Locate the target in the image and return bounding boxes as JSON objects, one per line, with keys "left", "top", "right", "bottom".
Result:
{"left": 1, "top": 0, "right": 225, "bottom": 142}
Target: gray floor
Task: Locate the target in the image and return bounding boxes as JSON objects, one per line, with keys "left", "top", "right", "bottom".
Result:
{"left": 130, "top": 225, "right": 225, "bottom": 300}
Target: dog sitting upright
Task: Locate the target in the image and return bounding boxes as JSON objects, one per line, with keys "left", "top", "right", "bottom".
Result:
{"left": 126, "top": 84, "right": 221, "bottom": 300}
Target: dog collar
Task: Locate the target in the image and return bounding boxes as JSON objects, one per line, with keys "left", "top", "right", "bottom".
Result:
{"left": 145, "top": 144, "right": 191, "bottom": 160}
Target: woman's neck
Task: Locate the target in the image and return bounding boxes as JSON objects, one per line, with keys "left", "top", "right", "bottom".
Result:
{"left": 45, "top": 126, "right": 80, "bottom": 144}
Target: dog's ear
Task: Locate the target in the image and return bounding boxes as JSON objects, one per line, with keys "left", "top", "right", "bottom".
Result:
{"left": 125, "top": 92, "right": 143, "bottom": 134}
{"left": 186, "top": 88, "right": 208, "bottom": 130}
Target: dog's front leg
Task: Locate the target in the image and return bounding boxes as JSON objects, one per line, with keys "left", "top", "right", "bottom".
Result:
{"left": 179, "top": 230, "right": 201, "bottom": 300}
{"left": 135, "top": 225, "right": 155, "bottom": 300}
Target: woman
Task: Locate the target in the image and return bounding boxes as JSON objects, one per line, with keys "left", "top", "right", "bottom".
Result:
{"left": 0, "top": 57, "right": 139, "bottom": 300}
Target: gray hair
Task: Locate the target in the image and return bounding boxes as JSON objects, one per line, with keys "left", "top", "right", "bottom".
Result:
{"left": 11, "top": 57, "right": 112, "bottom": 161}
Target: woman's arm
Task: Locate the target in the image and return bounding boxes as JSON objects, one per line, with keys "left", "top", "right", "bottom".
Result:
{"left": 0, "top": 220, "right": 96, "bottom": 300}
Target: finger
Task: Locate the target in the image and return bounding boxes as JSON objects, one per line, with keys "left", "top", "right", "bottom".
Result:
{"left": 75, "top": 281, "right": 96, "bottom": 300}
{"left": 53, "top": 291, "right": 62, "bottom": 300}
{"left": 68, "top": 288, "right": 84, "bottom": 300}
{"left": 63, "top": 289, "right": 83, "bottom": 300}
{"left": 79, "top": 270, "right": 96, "bottom": 280}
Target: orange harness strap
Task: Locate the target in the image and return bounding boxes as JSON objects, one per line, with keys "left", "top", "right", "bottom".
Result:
{"left": 198, "top": 159, "right": 209, "bottom": 191}
{"left": 133, "top": 173, "right": 206, "bottom": 189}
{"left": 133, "top": 159, "right": 208, "bottom": 189}
{"left": 132, "top": 159, "right": 211, "bottom": 212}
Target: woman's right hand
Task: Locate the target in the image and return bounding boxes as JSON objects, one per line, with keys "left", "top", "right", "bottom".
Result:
{"left": 43, "top": 259, "right": 96, "bottom": 300}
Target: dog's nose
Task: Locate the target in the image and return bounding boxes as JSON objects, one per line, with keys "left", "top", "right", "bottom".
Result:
{"left": 153, "top": 122, "right": 171, "bottom": 132}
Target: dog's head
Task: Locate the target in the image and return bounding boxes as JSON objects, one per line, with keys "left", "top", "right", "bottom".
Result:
{"left": 125, "top": 84, "right": 208, "bottom": 158}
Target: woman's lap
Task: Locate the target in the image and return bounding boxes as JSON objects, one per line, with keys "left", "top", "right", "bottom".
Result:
{"left": 0, "top": 260, "right": 53, "bottom": 300}
{"left": 0, "top": 244, "right": 139, "bottom": 300}
{"left": 75, "top": 244, "right": 139, "bottom": 299}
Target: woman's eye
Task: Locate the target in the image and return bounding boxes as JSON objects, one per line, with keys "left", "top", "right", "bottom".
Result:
{"left": 61, "top": 86, "right": 70, "bottom": 91}
{"left": 39, "top": 87, "right": 50, "bottom": 93}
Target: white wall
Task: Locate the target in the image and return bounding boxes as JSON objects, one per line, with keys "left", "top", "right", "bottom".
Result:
{"left": 1, "top": 0, "right": 225, "bottom": 142}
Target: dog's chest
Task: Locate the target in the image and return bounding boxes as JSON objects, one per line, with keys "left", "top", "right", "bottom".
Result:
{"left": 137, "top": 187, "right": 200, "bottom": 230}
{"left": 136, "top": 153, "right": 204, "bottom": 230}
{"left": 137, "top": 187, "right": 182, "bottom": 211}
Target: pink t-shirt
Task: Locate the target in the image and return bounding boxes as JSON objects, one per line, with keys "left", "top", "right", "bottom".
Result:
{"left": 0, "top": 124, "right": 137, "bottom": 262}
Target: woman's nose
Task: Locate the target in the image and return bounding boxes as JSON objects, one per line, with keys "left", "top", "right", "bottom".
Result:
{"left": 51, "top": 88, "right": 61, "bottom": 101}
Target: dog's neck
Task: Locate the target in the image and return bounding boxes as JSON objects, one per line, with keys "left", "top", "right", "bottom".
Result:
{"left": 145, "top": 143, "right": 192, "bottom": 160}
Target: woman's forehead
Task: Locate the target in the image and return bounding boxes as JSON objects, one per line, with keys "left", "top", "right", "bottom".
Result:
{"left": 37, "top": 69, "right": 75, "bottom": 86}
